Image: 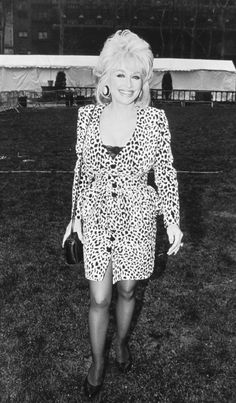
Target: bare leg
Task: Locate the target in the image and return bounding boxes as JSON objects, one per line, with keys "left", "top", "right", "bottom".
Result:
{"left": 116, "top": 279, "right": 137, "bottom": 362}
{"left": 88, "top": 260, "right": 113, "bottom": 385}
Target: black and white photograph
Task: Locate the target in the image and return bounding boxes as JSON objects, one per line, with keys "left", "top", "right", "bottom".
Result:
{"left": 0, "top": 1, "right": 235, "bottom": 402}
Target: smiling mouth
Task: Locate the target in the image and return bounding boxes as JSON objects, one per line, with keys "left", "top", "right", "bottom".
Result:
{"left": 119, "top": 90, "right": 134, "bottom": 96}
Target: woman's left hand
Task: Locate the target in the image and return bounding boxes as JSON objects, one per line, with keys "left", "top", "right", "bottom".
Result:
{"left": 166, "top": 223, "right": 183, "bottom": 255}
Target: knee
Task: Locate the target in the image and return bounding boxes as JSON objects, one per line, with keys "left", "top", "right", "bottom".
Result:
{"left": 117, "top": 286, "right": 136, "bottom": 301}
{"left": 90, "top": 294, "right": 111, "bottom": 310}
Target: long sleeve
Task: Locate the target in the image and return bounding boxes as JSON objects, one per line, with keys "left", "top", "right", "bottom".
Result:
{"left": 153, "top": 109, "right": 180, "bottom": 228}
{"left": 71, "top": 105, "right": 94, "bottom": 220}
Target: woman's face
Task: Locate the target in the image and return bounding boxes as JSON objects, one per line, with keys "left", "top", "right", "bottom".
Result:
{"left": 108, "top": 60, "right": 143, "bottom": 106}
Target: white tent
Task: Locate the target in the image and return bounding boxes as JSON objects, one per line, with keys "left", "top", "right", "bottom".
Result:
{"left": 0, "top": 55, "right": 235, "bottom": 92}
{"left": 0, "top": 55, "right": 98, "bottom": 91}
{"left": 151, "top": 58, "right": 236, "bottom": 92}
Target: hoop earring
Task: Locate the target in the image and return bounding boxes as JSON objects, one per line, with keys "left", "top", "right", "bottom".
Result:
{"left": 103, "top": 85, "right": 110, "bottom": 97}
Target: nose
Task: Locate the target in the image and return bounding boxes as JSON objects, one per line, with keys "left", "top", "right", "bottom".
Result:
{"left": 125, "top": 76, "right": 132, "bottom": 88}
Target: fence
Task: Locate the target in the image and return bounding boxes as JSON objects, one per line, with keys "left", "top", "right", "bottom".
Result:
{"left": 0, "top": 88, "right": 235, "bottom": 112}
{"left": 150, "top": 89, "right": 236, "bottom": 107}
{"left": 40, "top": 86, "right": 96, "bottom": 105}
{"left": 20, "top": 87, "right": 236, "bottom": 107}
{"left": 0, "top": 91, "right": 20, "bottom": 112}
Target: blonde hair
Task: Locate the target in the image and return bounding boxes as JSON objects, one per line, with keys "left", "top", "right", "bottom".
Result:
{"left": 93, "top": 30, "right": 154, "bottom": 107}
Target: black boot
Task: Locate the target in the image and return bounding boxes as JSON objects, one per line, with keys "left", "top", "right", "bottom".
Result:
{"left": 83, "top": 376, "right": 103, "bottom": 399}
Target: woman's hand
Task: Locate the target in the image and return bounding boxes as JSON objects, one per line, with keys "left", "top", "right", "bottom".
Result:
{"left": 62, "top": 218, "right": 84, "bottom": 247}
{"left": 166, "top": 223, "right": 183, "bottom": 255}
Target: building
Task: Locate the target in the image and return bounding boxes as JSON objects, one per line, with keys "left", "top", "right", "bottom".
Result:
{"left": 0, "top": 0, "right": 14, "bottom": 54}
{"left": 0, "top": 0, "right": 236, "bottom": 63}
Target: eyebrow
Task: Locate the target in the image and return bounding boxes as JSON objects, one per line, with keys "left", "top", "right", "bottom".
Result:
{"left": 115, "top": 69, "right": 141, "bottom": 74}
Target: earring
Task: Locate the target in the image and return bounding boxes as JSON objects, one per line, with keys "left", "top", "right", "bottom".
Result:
{"left": 103, "top": 85, "right": 110, "bottom": 97}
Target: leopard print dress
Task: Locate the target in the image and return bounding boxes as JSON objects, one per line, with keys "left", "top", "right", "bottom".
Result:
{"left": 72, "top": 104, "right": 179, "bottom": 284}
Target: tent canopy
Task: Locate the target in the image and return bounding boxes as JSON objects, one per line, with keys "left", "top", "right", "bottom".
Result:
{"left": 0, "top": 55, "right": 98, "bottom": 91}
{"left": 153, "top": 58, "right": 235, "bottom": 72}
{"left": 0, "top": 54, "right": 98, "bottom": 69}
{"left": 0, "top": 55, "right": 235, "bottom": 92}
{"left": 151, "top": 58, "right": 236, "bottom": 92}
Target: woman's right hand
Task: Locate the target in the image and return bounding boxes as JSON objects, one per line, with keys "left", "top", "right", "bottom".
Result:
{"left": 62, "top": 218, "right": 84, "bottom": 247}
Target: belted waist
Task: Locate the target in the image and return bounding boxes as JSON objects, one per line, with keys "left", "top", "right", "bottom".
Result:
{"left": 80, "top": 169, "right": 160, "bottom": 223}
{"left": 91, "top": 170, "right": 147, "bottom": 193}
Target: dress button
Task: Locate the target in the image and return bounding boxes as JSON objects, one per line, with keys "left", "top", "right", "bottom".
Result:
{"left": 106, "top": 246, "right": 111, "bottom": 253}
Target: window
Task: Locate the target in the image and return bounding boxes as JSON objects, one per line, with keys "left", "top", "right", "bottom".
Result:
{"left": 4, "top": 48, "right": 14, "bottom": 54}
{"left": 18, "top": 31, "right": 28, "bottom": 38}
{"left": 68, "top": 3, "right": 79, "bottom": 9}
{"left": 38, "top": 31, "right": 48, "bottom": 40}
{"left": 39, "top": 11, "right": 50, "bottom": 19}
{"left": 17, "top": 1, "right": 27, "bottom": 11}
{"left": 17, "top": 10, "right": 28, "bottom": 18}
{"left": 67, "top": 19, "right": 77, "bottom": 25}
{"left": 32, "top": 11, "right": 50, "bottom": 20}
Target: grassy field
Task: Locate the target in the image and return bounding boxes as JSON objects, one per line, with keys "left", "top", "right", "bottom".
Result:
{"left": 0, "top": 104, "right": 236, "bottom": 403}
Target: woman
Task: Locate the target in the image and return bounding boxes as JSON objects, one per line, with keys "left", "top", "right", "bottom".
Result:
{"left": 63, "top": 30, "right": 183, "bottom": 399}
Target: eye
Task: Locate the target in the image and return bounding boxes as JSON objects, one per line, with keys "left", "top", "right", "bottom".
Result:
{"left": 116, "top": 73, "right": 125, "bottom": 78}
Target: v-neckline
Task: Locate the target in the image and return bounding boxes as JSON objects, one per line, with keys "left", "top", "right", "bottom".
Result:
{"left": 97, "top": 105, "right": 140, "bottom": 159}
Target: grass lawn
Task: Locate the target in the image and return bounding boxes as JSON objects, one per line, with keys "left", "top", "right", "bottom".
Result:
{"left": 0, "top": 104, "right": 236, "bottom": 403}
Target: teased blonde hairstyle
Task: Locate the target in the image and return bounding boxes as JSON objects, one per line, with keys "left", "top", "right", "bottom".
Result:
{"left": 93, "top": 30, "right": 154, "bottom": 107}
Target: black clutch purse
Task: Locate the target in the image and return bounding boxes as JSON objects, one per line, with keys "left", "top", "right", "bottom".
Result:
{"left": 64, "top": 229, "right": 83, "bottom": 265}
{"left": 147, "top": 171, "right": 169, "bottom": 278}
{"left": 154, "top": 214, "right": 169, "bottom": 277}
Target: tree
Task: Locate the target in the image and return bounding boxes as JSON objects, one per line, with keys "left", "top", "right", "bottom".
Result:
{"left": 217, "top": 0, "right": 230, "bottom": 59}
{"left": 0, "top": 1, "right": 5, "bottom": 53}
{"left": 189, "top": 0, "right": 199, "bottom": 58}
{"left": 55, "top": 71, "right": 66, "bottom": 89}
{"left": 58, "top": 0, "right": 66, "bottom": 54}
{"left": 168, "top": 0, "right": 176, "bottom": 57}
{"left": 159, "top": 8, "right": 166, "bottom": 56}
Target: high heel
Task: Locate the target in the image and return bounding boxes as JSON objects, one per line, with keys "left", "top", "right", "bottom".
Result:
{"left": 83, "top": 376, "right": 103, "bottom": 399}
{"left": 116, "top": 346, "right": 133, "bottom": 374}
{"left": 116, "top": 357, "right": 132, "bottom": 373}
